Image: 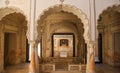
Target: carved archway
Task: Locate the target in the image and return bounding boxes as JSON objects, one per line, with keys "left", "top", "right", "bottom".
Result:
{"left": 37, "top": 4, "right": 90, "bottom": 43}
{"left": 36, "top": 4, "right": 90, "bottom": 66}
{"left": 0, "top": 6, "right": 29, "bottom": 39}
{"left": 0, "top": 7, "right": 28, "bottom": 22}
{"left": 97, "top": 5, "right": 120, "bottom": 66}
{"left": 0, "top": 7, "right": 28, "bottom": 69}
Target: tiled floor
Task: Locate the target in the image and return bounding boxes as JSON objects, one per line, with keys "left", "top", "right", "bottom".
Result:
{"left": 3, "top": 63, "right": 120, "bottom": 73}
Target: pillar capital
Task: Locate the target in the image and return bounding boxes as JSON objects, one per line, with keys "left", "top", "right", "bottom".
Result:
{"left": 29, "top": 41, "right": 35, "bottom": 44}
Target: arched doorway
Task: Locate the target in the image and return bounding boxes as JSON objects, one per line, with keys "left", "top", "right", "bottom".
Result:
{"left": 97, "top": 5, "right": 120, "bottom": 66}
{"left": 0, "top": 7, "right": 28, "bottom": 69}
{"left": 37, "top": 5, "right": 90, "bottom": 68}
{"left": 51, "top": 33, "right": 75, "bottom": 58}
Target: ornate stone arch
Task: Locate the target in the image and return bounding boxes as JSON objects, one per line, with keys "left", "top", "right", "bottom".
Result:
{"left": 0, "top": 6, "right": 29, "bottom": 40}
{"left": 98, "top": 4, "right": 120, "bottom": 33}
{"left": 37, "top": 4, "right": 90, "bottom": 43}
{"left": 0, "top": 6, "right": 30, "bottom": 67}
{"left": 98, "top": 4, "right": 120, "bottom": 23}
{"left": 97, "top": 4, "right": 120, "bottom": 66}
{"left": 0, "top": 6, "right": 28, "bottom": 21}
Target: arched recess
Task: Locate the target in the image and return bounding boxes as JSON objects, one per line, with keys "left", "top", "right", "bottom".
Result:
{"left": 0, "top": 7, "right": 28, "bottom": 70}
{"left": 37, "top": 4, "right": 89, "bottom": 64}
{"left": 97, "top": 5, "right": 120, "bottom": 66}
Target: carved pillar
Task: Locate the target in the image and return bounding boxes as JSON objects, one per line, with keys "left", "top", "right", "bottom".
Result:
{"left": 44, "top": 22, "right": 48, "bottom": 58}
{"left": 46, "top": 22, "right": 51, "bottom": 58}
{"left": 14, "top": 27, "right": 21, "bottom": 64}
{"left": 86, "top": 42, "right": 96, "bottom": 73}
{"left": 34, "top": 36, "right": 40, "bottom": 73}
{"left": 0, "top": 36, "right": 2, "bottom": 73}
{"left": 0, "top": 22, "right": 2, "bottom": 53}
{"left": 40, "top": 25, "right": 46, "bottom": 59}
{"left": 29, "top": 40, "right": 39, "bottom": 73}
{"left": 104, "top": 28, "right": 108, "bottom": 63}
{"left": 29, "top": 41, "right": 36, "bottom": 73}
{"left": 21, "top": 27, "right": 27, "bottom": 62}
{"left": 0, "top": 22, "right": 4, "bottom": 73}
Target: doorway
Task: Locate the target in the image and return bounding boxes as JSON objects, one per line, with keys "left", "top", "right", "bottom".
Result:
{"left": 4, "top": 33, "right": 17, "bottom": 68}
{"left": 52, "top": 33, "right": 75, "bottom": 58}
{"left": 97, "top": 33, "right": 102, "bottom": 63}
{"left": 26, "top": 39, "right": 30, "bottom": 62}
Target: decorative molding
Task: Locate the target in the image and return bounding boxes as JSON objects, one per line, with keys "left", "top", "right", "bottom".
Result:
{"left": 37, "top": 4, "right": 90, "bottom": 43}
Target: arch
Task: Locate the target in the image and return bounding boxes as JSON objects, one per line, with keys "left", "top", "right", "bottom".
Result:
{"left": 0, "top": 6, "right": 29, "bottom": 40}
{"left": 0, "top": 6, "right": 28, "bottom": 21}
{"left": 0, "top": 6, "right": 29, "bottom": 67}
{"left": 37, "top": 4, "right": 90, "bottom": 43}
{"left": 97, "top": 4, "right": 120, "bottom": 66}
{"left": 98, "top": 4, "right": 120, "bottom": 23}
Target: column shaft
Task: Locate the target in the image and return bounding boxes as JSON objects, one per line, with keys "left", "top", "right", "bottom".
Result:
{"left": 86, "top": 42, "right": 96, "bottom": 73}
{"left": 29, "top": 42, "right": 36, "bottom": 73}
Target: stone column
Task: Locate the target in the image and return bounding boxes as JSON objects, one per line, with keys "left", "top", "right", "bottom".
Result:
{"left": 29, "top": 41, "right": 36, "bottom": 73}
{"left": 35, "top": 46, "right": 39, "bottom": 73}
{"left": 21, "top": 27, "right": 27, "bottom": 62}
{"left": 34, "top": 36, "right": 40, "bottom": 73}
{"left": 86, "top": 42, "right": 96, "bottom": 73}
{"left": 89, "top": 0, "right": 96, "bottom": 42}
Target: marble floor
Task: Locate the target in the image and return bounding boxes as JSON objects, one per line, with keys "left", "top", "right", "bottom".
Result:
{"left": 2, "top": 63, "right": 120, "bottom": 73}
